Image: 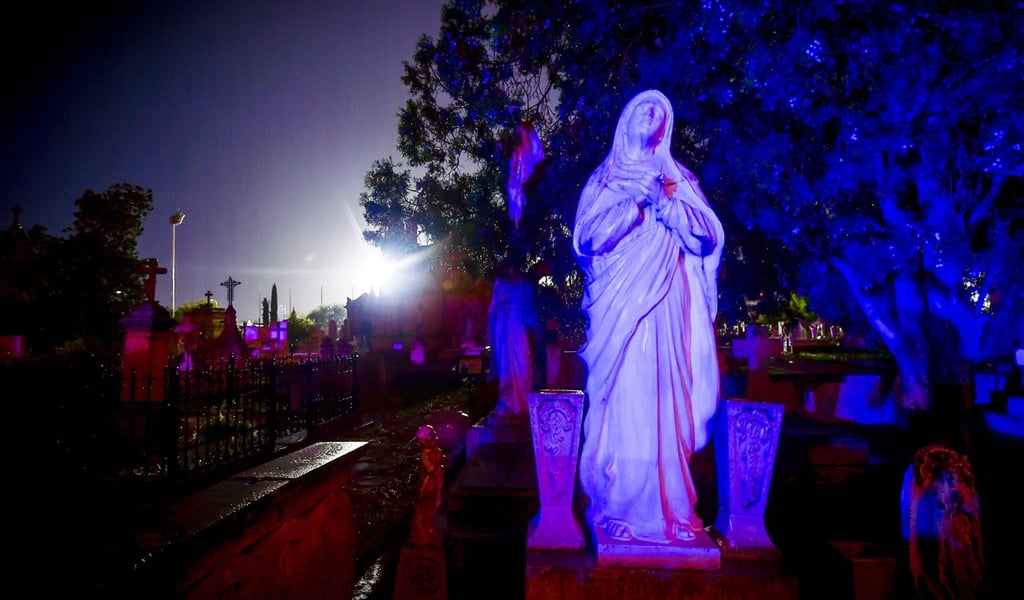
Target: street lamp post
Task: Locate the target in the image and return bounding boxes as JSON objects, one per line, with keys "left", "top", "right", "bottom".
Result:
{"left": 170, "top": 211, "right": 186, "bottom": 311}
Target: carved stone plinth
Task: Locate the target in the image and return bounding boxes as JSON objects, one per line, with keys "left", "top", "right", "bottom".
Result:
{"left": 713, "top": 399, "right": 784, "bottom": 561}
{"left": 527, "top": 390, "right": 585, "bottom": 550}
{"left": 593, "top": 527, "right": 721, "bottom": 571}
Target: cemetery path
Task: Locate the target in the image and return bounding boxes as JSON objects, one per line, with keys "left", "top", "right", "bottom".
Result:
{"left": 337, "top": 372, "right": 496, "bottom": 600}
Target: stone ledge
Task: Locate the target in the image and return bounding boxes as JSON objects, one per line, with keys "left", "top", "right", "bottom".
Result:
{"left": 125, "top": 441, "right": 368, "bottom": 598}
{"left": 160, "top": 441, "right": 368, "bottom": 541}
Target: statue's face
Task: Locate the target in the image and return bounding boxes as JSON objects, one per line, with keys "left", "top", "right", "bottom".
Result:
{"left": 628, "top": 100, "right": 666, "bottom": 143}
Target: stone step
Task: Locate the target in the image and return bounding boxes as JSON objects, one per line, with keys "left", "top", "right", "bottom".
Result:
{"left": 444, "top": 440, "right": 539, "bottom": 600}
{"left": 446, "top": 441, "right": 538, "bottom": 538}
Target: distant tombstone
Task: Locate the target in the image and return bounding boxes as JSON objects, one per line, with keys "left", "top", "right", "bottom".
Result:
{"left": 220, "top": 276, "right": 241, "bottom": 306}
{"left": 460, "top": 315, "right": 477, "bottom": 351}
{"left": 140, "top": 258, "right": 167, "bottom": 303}
{"left": 410, "top": 337, "right": 426, "bottom": 365}
{"left": 212, "top": 305, "right": 251, "bottom": 365}
{"left": 320, "top": 318, "right": 339, "bottom": 357}
{"left": 121, "top": 258, "right": 176, "bottom": 401}
{"left": 270, "top": 320, "right": 287, "bottom": 349}
{"left": 174, "top": 314, "right": 201, "bottom": 372}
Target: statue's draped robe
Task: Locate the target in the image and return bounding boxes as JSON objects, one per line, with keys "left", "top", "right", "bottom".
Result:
{"left": 487, "top": 274, "right": 537, "bottom": 414}
{"left": 573, "top": 90, "right": 724, "bottom": 544}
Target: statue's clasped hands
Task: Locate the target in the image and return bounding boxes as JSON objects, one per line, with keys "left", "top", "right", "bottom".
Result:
{"left": 657, "top": 173, "right": 678, "bottom": 198}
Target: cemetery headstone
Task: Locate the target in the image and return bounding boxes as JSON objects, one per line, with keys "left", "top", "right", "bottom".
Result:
{"left": 120, "top": 258, "right": 176, "bottom": 401}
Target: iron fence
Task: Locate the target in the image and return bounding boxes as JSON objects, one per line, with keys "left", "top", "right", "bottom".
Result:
{"left": 11, "top": 353, "right": 358, "bottom": 486}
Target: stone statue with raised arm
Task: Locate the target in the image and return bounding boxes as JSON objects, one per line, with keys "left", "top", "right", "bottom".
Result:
{"left": 572, "top": 89, "right": 725, "bottom": 568}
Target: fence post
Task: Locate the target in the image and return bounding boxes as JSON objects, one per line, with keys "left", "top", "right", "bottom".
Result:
{"left": 267, "top": 359, "right": 278, "bottom": 449}
{"left": 165, "top": 361, "right": 181, "bottom": 479}
{"left": 305, "top": 358, "right": 316, "bottom": 436}
{"left": 351, "top": 353, "right": 359, "bottom": 413}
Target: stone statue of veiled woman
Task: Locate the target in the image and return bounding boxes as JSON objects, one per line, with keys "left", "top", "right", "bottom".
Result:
{"left": 573, "top": 89, "right": 724, "bottom": 547}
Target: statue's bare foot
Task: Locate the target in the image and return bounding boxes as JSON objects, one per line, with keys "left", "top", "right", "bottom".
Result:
{"left": 602, "top": 519, "right": 633, "bottom": 541}
{"left": 673, "top": 522, "right": 696, "bottom": 542}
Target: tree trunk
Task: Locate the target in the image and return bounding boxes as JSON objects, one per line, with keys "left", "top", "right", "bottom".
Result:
{"left": 835, "top": 260, "right": 976, "bottom": 452}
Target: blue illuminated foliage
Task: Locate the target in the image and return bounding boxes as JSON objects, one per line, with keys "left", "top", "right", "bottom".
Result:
{"left": 368, "top": 1, "right": 1024, "bottom": 412}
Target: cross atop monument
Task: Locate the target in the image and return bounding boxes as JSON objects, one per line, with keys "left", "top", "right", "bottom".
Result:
{"left": 204, "top": 290, "right": 214, "bottom": 304}
{"left": 220, "top": 277, "right": 241, "bottom": 306}
{"left": 140, "top": 258, "right": 167, "bottom": 303}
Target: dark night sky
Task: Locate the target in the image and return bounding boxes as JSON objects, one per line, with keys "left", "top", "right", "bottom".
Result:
{"left": 2, "top": 0, "right": 446, "bottom": 322}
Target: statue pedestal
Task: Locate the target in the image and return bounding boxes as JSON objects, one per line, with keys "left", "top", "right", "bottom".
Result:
{"left": 713, "top": 399, "right": 784, "bottom": 561}
{"left": 593, "top": 528, "right": 721, "bottom": 571}
{"left": 525, "top": 549, "right": 798, "bottom": 599}
{"left": 527, "top": 390, "right": 585, "bottom": 550}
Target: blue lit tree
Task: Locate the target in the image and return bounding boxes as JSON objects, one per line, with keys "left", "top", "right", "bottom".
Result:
{"left": 663, "top": 2, "right": 1024, "bottom": 417}
{"left": 366, "top": 1, "right": 1024, "bottom": 424}
{"left": 361, "top": 0, "right": 579, "bottom": 325}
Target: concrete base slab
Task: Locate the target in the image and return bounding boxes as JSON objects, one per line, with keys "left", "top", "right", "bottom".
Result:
{"left": 526, "top": 549, "right": 799, "bottom": 600}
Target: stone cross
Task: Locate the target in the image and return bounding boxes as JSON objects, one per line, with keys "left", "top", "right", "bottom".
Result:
{"left": 140, "top": 258, "right": 167, "bottom": 303}
{"left": 204, "top": 290, "right": 214, "bottom": 304}
{"left": 220, "top": 277, "right": 241, "bottom": 306}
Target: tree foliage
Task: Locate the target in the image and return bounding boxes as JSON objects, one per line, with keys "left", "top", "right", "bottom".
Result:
{"left": 24, "top": 183, "right": 154, "bottom": 356}
{"left": 286, "top": 309, "right": 315, "bottom": 354}
{"left": 175, "top": 297, "right": 220, "bottom": 322}
{"left": 306, "top": 303, "right": 347, "bottom": 337}
{"left": 674, "top": 1, "right": 1024, "bottom": 410}
{"left": 366, "top": 0, "right": 1024, "bottom": 415}
{"left": 362, "top": 0, "right": 576, "bottom": 317}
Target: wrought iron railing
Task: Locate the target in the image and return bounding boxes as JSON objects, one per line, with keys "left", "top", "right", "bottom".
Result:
{"left": 10, "top": 353, "right": 358, "bottom": 487}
